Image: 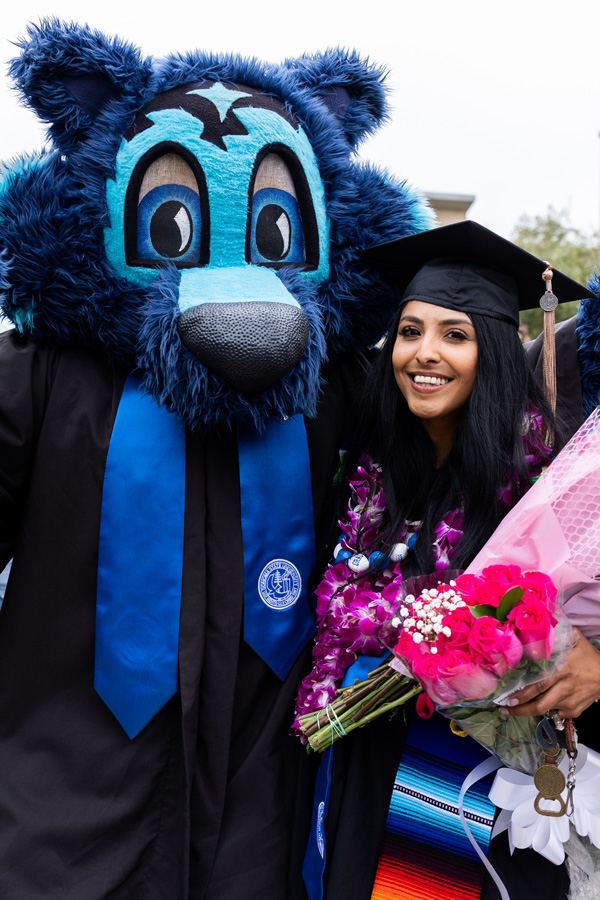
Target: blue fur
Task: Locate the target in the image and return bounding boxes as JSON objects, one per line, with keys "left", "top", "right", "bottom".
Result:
{"left": 0, "top": 20, "right": 433, "bottom": 430}
{"left": 282, "top": 49, "right": 389, "bottom": 149}
{"left": 9, "top": 19, "right": 156, "bottom": 157}
{"left": 577, "top": 271, "right": 600, "bottom": 416}
{"left": 0, "top": 151, "right": 144, "bottom": 362}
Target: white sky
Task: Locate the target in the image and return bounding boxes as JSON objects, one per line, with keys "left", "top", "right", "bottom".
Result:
{"left": 1, "top": 0, "right": 599, "bottom": 240}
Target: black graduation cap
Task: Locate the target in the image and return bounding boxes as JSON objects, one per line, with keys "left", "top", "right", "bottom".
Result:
{"left": 362, "top": 220, "right": 594, "bottom": 327}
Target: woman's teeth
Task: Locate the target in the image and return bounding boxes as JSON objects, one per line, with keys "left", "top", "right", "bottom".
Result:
{"left": 413, "top": 375, "right": 450, "bottom": 385}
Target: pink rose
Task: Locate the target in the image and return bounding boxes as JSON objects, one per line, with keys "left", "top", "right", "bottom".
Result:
{"left": 507, "top": 599, "right": 557, "bottom": 661}
{"left": 481, "top": 565, "right": 522, "bottom": 586}
{"left": 394, "top": 629, "right": 420, "bottom": 663}
{"left": 411, "top": 650, "right": 439, "bottom": 681}
{"left": 454, "top": 573, "right": 483, "bottom": 601}
{"left": 412, "top": 651, "right": 460, "bottom": 704}
{"left": 467, "top": 581, "right": 506, "bottom": 609}
{"left": 521, "top": 572, "right": 558, "bottom": 611}
{"left": 466, "top": 617, "right": 523, "bottom": 676}
{"left": 438, "top": 606, "right": 476, "bottom": 649}
{"left": 436, "top": 648, "right": 499, "bottom": 700}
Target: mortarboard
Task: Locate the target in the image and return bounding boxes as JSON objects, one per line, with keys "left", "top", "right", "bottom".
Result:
{"left": 361, "top": 219, "right": 594, "bottom": 328}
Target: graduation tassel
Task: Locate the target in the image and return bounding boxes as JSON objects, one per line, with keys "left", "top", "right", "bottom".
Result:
{"left": 540, "top": 263, "right": 558, "bottom": 445}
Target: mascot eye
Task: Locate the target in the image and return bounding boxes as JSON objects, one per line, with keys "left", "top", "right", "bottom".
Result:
{"left": 126, "top": 149, "right": 209, "bottom": 268}
{"left": 251, "top": 189, "right": 303, "bottom": 263}
{"left": 248, "top": 152, "right": 316, "bottom": 268}
{"left": 137, "top": 184, "right": 202, "bottom": 262}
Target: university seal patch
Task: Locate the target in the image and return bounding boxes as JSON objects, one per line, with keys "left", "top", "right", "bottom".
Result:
{"left": 258, "top": 559, "right": 302, "bottom": 610}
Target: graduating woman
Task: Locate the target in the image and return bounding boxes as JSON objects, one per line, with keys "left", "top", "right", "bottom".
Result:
{"left": 295, "top": 221, "right": 600, "bottom": 900}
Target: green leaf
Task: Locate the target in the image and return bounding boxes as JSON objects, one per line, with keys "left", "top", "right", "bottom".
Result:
{"left": 470, "top": 604, "right": 498, "bottom": 619}
{"left": 496, "top": 586, "right": 524, "bottom": 622}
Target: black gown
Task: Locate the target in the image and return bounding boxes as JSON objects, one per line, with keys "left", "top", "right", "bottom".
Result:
{"left": 0, "top": 330, "right": 363, "bottom": 900}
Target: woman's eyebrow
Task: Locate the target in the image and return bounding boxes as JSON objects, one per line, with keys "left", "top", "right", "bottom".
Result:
{"left": 399, "top": 315, "right": 473, "bottom": 326}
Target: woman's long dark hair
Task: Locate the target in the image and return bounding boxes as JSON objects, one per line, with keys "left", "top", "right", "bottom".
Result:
{"left": 342, "top": 304, "right": 562, "bottom": 577}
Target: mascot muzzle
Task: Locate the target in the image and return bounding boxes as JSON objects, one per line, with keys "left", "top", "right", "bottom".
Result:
{"left": 175, "top": 265, "right": 309, "bottom": 394}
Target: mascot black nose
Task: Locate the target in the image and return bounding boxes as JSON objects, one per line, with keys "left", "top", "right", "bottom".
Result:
{"left": 178, "top": 301, "right": 310, "bottom": 395}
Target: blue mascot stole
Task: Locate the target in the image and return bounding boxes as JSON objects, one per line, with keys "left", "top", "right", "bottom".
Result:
{"left": 96, "top": 376, "right": 317, "bottom": 738}
{"left": 238, "top": 416, "right": 317, "bottom": 680}
{"left": 95, "top": 375, "right": 186, "bottom": 739}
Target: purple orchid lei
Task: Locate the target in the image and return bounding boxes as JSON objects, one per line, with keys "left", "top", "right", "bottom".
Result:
{"left": 292, "top": 409, "right": 551, "bottom": 737}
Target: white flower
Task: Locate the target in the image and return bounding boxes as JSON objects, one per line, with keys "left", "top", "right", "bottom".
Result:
{"left": 400, "top": 606, "right": 409, "bottom": 617}
{"left": 430, "top": 646, "right": 438, "bottom": 654}
{"left": 391, "top": 617, "right": 401, "bottom": 628}
{"left": 412, "top": 633, "right": 424, "bottom": 644}
{"left": 442, "top": 626, "right": 452, "bottom": 637}
{"left": 404, "top": 617, "right": 415, "bottom": 628}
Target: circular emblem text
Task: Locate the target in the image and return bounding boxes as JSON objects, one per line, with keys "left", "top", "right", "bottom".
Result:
{"left": 258, "top": 559, "right": 302, "bottom": 610}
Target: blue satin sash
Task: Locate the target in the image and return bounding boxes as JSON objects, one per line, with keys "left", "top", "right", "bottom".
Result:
{"left": 238, "top": 416, "right": 316, "bottom": 680}
{"left": 95, "top": 374, "right": 186, "bottom": 739}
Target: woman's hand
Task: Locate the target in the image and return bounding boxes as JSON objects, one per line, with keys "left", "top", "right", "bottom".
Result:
{"left": 500, "top": 628, "right": 600, "bottom": 719}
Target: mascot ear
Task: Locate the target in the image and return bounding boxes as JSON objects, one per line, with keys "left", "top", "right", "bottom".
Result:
{"left": 9, "top": 19, "right": 154, "bottom": 153}
{"left": 284, "top": 49, "right": 388, "bottom": 148}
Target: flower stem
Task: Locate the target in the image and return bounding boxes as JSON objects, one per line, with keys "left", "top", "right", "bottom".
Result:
{"left": 298, "top": 664, "right": 393, "bottom": 737}
{"left": 302, "top": 669, "right": 423, "bottom": 752}
{"left": 351, "top": 672, "right": 410, "bottom": 720}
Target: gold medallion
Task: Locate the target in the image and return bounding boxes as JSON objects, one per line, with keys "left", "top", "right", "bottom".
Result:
{"left": 533, "top": 764, "right": 566, "bottom": 799}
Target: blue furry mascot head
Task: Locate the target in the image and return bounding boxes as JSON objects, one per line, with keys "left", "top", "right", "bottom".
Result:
{"left": 0, "top": 20, "right": 430, "bottom": 431}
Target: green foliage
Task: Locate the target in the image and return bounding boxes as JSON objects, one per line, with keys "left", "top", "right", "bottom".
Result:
{"left": 512, "top": 208, "right": 600, "bottom": 339}
{"left": 470, "top": 586, "right": 524, "bottom": 622}
{"left": 470, "top": 604, "right": 498, "bottom": 619}
{"left": 496, "top": 586, "right": 524, "bottom": 622}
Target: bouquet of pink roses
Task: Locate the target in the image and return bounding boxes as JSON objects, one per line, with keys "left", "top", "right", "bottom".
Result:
{"left": 293, "top": 563, "right": 569, "bottom": 762}
{"left": 389, "top": 565, "right": 571, "bottom": 773}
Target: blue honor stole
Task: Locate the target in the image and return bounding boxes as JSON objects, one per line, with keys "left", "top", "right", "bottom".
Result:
{"left": 95, "top": 378, "right": 317, "bottom": 738}
{"left": 238, "top": 416, "right": 317, "bottom": 680}
{"left": 95, "top": 375, "right": 186, "bottom": 739}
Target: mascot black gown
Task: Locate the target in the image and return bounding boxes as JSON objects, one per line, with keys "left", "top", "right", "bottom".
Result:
{"left": 0, "top": 20, "right": 430, "bottom": 900}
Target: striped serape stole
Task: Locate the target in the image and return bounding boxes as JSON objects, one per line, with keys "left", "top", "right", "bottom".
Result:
{"left": 371, "top": 711, "right": 496, "bottom": 900}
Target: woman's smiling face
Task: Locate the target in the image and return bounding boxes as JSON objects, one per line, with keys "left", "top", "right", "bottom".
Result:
{"left": 392, "top": 300, "right": 478, "bottom": 442}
